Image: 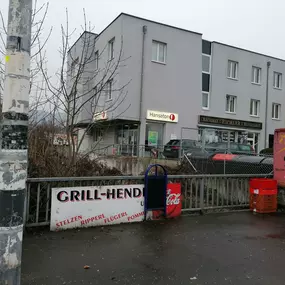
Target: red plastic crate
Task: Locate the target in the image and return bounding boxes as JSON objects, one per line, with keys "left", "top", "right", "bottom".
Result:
{"left": 249, "top": 178, "right": 277, "bottom": 195}
{"left": 250, "top": 193, "right": 277, "bottom": 213}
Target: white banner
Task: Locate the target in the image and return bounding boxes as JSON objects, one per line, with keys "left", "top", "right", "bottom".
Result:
{"left": 50, "top": 184, "right": 144, "bottom": 231}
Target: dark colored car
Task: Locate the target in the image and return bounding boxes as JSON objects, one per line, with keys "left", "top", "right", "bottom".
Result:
{"left": 204, "top": 142, "right": 255, "bottom": 155}
{"left": 163, "top": 139, "right": 202, "bottom": 158}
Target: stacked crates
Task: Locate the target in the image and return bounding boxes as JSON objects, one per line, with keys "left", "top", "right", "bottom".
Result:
{"left": 249, "top": 178, "right": 277, "bottom": 213}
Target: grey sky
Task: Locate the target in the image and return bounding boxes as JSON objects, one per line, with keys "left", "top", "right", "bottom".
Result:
{"left": 2, "top": 0, "right": 285, "bottom": 74}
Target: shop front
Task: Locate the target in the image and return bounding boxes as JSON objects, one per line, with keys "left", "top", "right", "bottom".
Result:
{"left": 198, "top": 115, "right": 263, "bottom": 152}
{"left": 145, "top": 109, "right": 179, "bottom": 153}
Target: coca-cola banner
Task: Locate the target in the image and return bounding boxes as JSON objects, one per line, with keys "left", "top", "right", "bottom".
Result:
{"left": 151, "top": 183, "right": 182, "bottom": 220}
{"left": 50, "top": 183, "right": 182, "bottom": 231}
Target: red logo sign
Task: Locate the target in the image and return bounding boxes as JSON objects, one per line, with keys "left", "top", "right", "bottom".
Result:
{"left": 152, "top": 183, "right": 182, "bottom": 220}
{"left": 169, "top": 114, "right": 176, "bottom": 121}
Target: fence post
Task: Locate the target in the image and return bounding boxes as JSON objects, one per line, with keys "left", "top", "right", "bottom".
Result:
{"left": 200, "top": 177, "right": 205, "bottom": 212}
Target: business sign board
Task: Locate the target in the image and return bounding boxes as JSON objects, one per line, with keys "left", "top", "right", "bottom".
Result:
{"left": 93, "top": 111, "right": 108, "bottom": 121}
{"left": 51, "top": 183, "right": 182, "bottom": 231}
{"left": 146, "top": 110, "right": 178, "bottom": 123}
{"left": 51, "top": 184, "right": 144, "bottom": 231}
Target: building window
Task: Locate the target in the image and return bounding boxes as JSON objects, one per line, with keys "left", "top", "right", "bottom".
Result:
{"left": 152, "top": 40, "right": 167, "bottom": 63}
{"left": 202, "top": 92, "right": 209, "bottom": 109}
{"left": 95, "top": 51, "right": 99, "bottom": 69}
{"left": 108, "top": 38, "right": 115, "bottom": 60}
{"left": 252, "top": 66, "right": 261, "bottom": 84}
{"left": 272, "top": 103, "right": 281, "bottom": 120}
{"left": 202, "top": 40, "right": 211, "bottom": 55}
{"left": 250, "top": 99, "right": 260, "bottom": 117}
{"left": 227, "top": 60, "right": 238, "bottom": 79}
{"left": 105, "top": 80, "right": 112, "bottom": 100}
{"left": 202, "top": 73, "right": 210, "bottom": 92}
{"left": 202, "top": 55, "right": 211, "bottom": 73}
{"left": 94, "top": 128, "right": 103, "bottom": 142}
{"left": 225, "top": 95, "right": 237, "bottom": 113}
{"left": 274, "top": 72, "right": 282, "bottom": 89}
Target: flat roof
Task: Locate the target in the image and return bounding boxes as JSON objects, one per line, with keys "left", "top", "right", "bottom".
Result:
{"left": 69, "top": 13, "right": 284, "bottom": 63}
{"left": 211, "top": 41, "right": 285, "bottom": 63}
{"left": 69, "top": 12, "right": 202, "bottom": 52}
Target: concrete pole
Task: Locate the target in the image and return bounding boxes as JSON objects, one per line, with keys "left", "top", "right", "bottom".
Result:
{"left": 0, "top": 0, "right": 32, "bottom": 284}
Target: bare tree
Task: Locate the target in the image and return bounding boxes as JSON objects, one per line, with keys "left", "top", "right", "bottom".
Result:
{"left": 37, "top": 9, "right": 130, "bottom": 176}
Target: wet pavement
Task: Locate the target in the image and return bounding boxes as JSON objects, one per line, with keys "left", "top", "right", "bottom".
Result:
{"left": 22, "top": 212, "right": 285, "bottom": 285}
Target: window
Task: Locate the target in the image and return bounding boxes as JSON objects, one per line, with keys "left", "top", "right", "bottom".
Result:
{"left": 250, "top": 99, "right": 260, "bottom": 116}
{"left": 94, "top": 128, "right": 103, "bottom": 142}
{"left": 274, "top": 72, "right": 282, "bottom": 89}
{"left": 227, "top": 60, "right": 238, "bottom": 79}
{"left": 95, "top": 51, "right": 99, "bottom": 69}
{"left": 202, "top": 73, "right": 210, "bottom": 92}
{"left": 225, "top": 95, "right": 237, "bottom": 113}
{"left": 272, "top": 103, "right": 281, "bottom": 119}
{"left": 105, "top": 80, "right": 112, "bottom": 100}
{"left": 108, "top": 38, "right": 115, "bottom": 60}
{"left": 202, "top": 55, "right": 211, "bottom": 73}
{"left": 202, "top": 40, "right": 211, "bottom": 55}
{"left": 252, "top": 66, "right": 261, "bottom": 84}
{"left": 152, "top": 41, "right": 167, "bottom": 63}
{"left": 202, "top": 92, "right": 209, "bottom": 109}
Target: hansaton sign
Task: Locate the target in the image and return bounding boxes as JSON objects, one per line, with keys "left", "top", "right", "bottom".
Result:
{"left": 50, "top": 185, "right": 145, "bottom": 231}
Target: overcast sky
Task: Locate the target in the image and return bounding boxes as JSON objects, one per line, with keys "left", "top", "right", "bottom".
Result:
{"left": 2, "top": 0, "right": 285, "bottom": 74}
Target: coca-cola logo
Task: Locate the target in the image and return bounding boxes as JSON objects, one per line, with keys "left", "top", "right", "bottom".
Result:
{"left": 166, "top": 189, "right": 181, "bottom": 205}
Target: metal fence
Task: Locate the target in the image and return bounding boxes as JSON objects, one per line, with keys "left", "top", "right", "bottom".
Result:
{"left": 25, "top": 173, "right": 271, "bottom": 227}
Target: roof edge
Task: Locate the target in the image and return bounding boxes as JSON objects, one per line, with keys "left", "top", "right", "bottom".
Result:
{"left": 211, "top": 41, "right": 285, "bottom": 63}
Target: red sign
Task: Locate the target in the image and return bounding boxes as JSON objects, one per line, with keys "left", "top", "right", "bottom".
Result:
{"left": 169, "top": 114, "right": 176, "bottom": 121}
{"left": 152, "top": 183, "right": 182, "bottom": 220}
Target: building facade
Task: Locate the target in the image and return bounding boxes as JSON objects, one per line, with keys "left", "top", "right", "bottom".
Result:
{"left": 68, "top": 13, "right": 285, "bottom": 155}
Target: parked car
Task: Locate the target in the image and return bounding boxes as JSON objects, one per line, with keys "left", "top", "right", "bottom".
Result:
{"left": 163, "top": 139, "right": 202, "bottom": 158}
{"left": 204, "top": 142, "right": 255, "bottom": 155}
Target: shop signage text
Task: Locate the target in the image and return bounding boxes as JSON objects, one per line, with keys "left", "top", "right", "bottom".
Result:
{"left": 93, "top": 111, "right": 108, "bottom": 121}
{"left": 199, "top": 115, "right": 262, "bottom": 130}
{"left": 51, "top": 184, "right": 182, "bottom": 231}
{"left": 146, "top": 110, "right": 178, "bottom": 123}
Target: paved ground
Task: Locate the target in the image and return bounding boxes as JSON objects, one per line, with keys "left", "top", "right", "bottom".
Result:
{"left": 22, "top": 212, "right": 285, "bottom": 285}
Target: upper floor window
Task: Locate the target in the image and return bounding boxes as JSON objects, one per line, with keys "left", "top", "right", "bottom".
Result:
{"left": 272, "top": 103, "right": 281, "bottom": 120}
{"left": 250, "top": 99, "right": 260, "bottom": 117}
{"left": 105, "top": 80, "right": 113, "bottom": 101}
{"left": 202, "top": 55, "right": 211, "bottom": 73}
{"left": 152, "top": 40, "right": 167, "bottom": 64}
{"left": 108, "top": 38, "right": 115, "bottom": 60}
{"left": 252, "top": 66, "right": 261, "bottom": 84}
{"left": 274, "top": 72, "right": 282, "bottom": 89}
{"left": 95, "top": 51, "right": 99, "bottom": 69}
{"left": 202, "top": 92, "right": 210, "bottom": 110}
{"left": 227, "top": 60, "right": 238, "bottom": 79}
{"left": 225, "top": 94, "right": 237, "bottom": 113}
{"left": 202, "top": 40, "right": 212, "bottom": 55}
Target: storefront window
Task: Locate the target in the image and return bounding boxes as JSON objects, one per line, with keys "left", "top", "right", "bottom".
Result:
{"left": 115, "top": 124, "right": 138, "bottom": 156}
{"left": 145, "top": 122, "right": 164, "bottom": 148}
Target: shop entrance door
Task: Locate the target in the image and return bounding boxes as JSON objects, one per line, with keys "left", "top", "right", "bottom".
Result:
{"left": 128, "top": 129, "right": 138, "bottom": 156}
{"left": 247, "top": 133, "right": 259, "bottom": 152}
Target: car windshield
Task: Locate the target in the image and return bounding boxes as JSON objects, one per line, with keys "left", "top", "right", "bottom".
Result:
{"left": 166, "top": 140, "right": 180, "bottom": 146}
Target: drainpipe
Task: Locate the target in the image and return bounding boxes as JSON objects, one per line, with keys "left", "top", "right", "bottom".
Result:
{"left": 137, "top": 25, "right": 147, "bottom": 156}
{"left": 264, "top": 61, "right": 271, "bottom": 149}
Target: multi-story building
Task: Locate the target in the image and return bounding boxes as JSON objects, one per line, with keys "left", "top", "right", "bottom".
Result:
{"left": 68, "top": 13, "right": 285, "bottom": 155}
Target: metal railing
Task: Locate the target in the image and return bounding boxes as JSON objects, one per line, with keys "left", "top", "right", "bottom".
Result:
{"left": 25, "top": 173, "right": 271, "bottom": 227}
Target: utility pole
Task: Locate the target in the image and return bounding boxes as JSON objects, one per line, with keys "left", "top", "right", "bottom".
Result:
{"left": 0, "top": 0, "right": 32, "bottom": 284}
